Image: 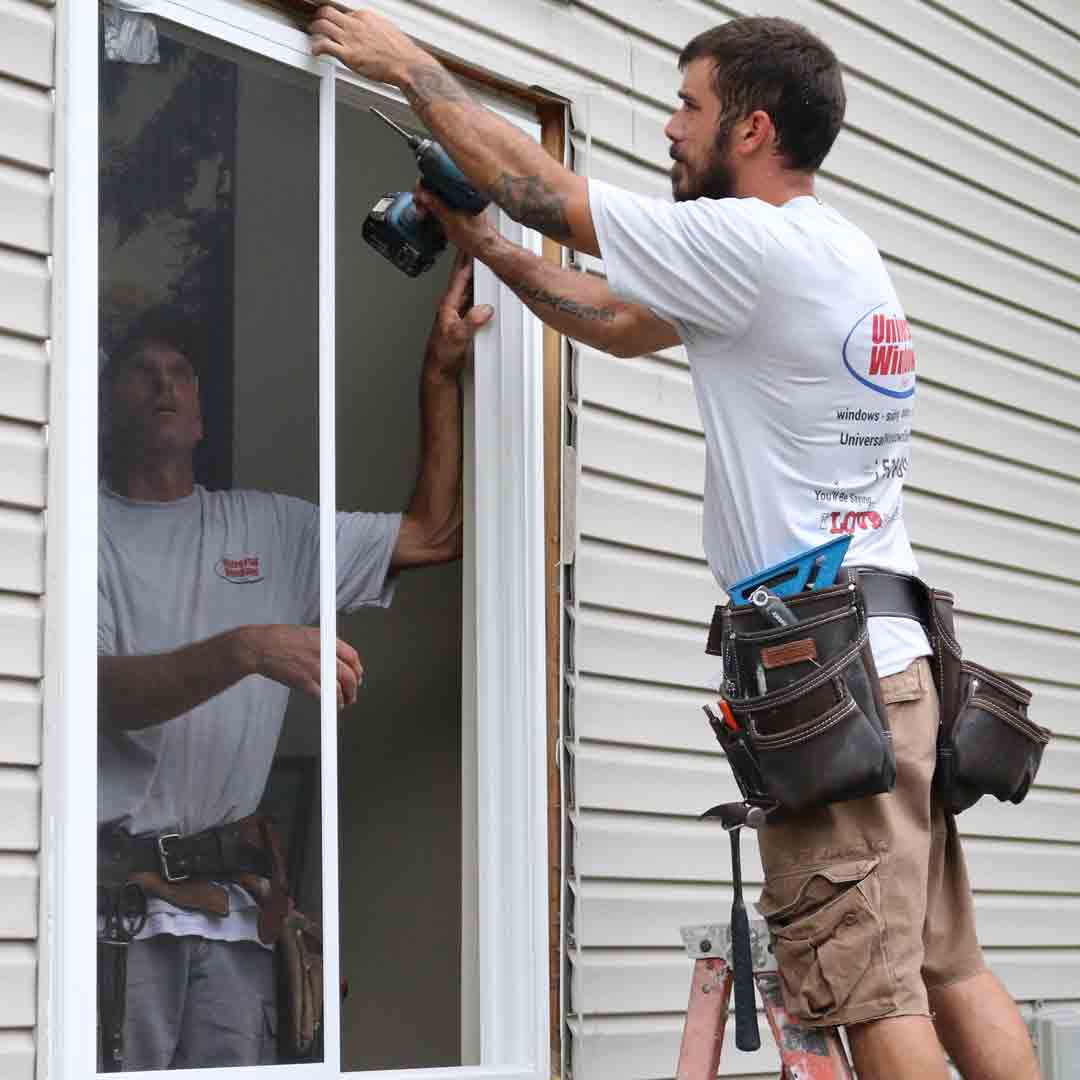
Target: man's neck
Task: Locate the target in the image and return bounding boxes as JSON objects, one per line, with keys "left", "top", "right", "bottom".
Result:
{"left": 108, "top": 455, "right": 196, "bottom": 502}
{"left": 738, "top": 164, "right": 816, "bottom": 207}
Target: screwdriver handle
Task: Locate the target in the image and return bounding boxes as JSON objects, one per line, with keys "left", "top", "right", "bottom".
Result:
{"left": 750, "top": 586, "right": 799, "bottom": 629}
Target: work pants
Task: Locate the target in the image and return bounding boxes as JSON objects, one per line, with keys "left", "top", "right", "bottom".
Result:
{"left": 120, "top": 935, "right": 276, "bottom": 1070}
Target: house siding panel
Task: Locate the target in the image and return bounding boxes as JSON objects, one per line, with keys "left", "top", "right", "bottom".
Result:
{"left": 0, "top": 508, "right": 46, "bottom": 596}
{"left": 0, "top": 0, "right": 51, "bottom": 1071}
{"left": 0, "top": 0, "right": 53, "bottom": 88}
{"left": 0, "top": 855, "right": 40, "bottom": 939}
{"left": 0, "top": 336, "right": 48, "bottom": 425}
{"left": 0, "top": 81, "right": 52, "bottom": 172}
{"left": 0, "top": 249, "right": 50, "bottom": 342}
{"left": 0, "top": 163, "right": 51, "bottom": 256}
{"left": 0, "top": 944, "right": 38, "bottom": 1029}
{"left": 0, "top": 679, "right": 41, "bottom": 768}
{"left": 0, "top": 1030, "right": 35, "bottom": 1080}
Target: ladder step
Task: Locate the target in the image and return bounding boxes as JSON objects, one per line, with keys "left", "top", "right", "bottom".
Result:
{"left": 677, "top": 921, "right": 856, "bottom": 1079}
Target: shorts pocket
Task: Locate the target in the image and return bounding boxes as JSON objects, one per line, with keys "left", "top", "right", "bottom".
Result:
{"left": 879, "top": 661, "right": 924, "bottom": 706}
{"left": 756, "top": 856, "right": 895, "bottom": 1024}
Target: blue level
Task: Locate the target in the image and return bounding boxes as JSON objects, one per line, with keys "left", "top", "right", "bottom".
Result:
{"left": 726, "top": 535, "right": 852, "bottom": 606}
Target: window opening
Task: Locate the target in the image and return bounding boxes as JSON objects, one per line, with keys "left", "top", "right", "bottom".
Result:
{"left": 333, "top": 93, "right": 468, "bottom": 1071}
{"left": 71, "top": 6, "right": 553, "bottom": 1077}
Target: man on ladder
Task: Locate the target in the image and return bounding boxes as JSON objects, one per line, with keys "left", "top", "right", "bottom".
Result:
{"left": 311, "top": 9, "right": 1040, "bottom": 1078}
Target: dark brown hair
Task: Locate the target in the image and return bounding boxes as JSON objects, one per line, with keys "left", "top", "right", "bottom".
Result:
{"left": 679, "top": 17, "right": 846, "bottom": 172}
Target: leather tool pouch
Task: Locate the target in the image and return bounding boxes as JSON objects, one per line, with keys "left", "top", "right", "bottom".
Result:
{"left": 277, "top": 909, "right": 324, "bottom": 1061}
{"left": 927, "top": 588, "right": 1049, "bottom": 814}
{"left": 706, "top": 581, "right": 895, "bottom": 813}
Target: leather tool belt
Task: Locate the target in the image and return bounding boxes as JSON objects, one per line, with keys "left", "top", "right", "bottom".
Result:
{"left": 98, "top": 814, "right": 288, "bottom": 944}
{"left": 100, "top": 818, "right": 274, "bottom": 883}
{"left": 97, "top": 812, "right": 324, "bottom": 1060}
{"left": 706, "top": 566, "right": 1050, "bottom": 816}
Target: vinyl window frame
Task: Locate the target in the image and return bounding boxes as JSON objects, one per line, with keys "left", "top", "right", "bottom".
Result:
{"left": 44, "top": 2, "right": 550, "bottom": 1078}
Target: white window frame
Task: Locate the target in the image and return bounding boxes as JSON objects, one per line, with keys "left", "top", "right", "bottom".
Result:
{"left": 46, "top": 2, "right": 550, "bottom": 1078}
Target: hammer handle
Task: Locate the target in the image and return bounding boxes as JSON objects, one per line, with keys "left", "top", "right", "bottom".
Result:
{"left": 729, "top": 829, "right": 761, "bottom": 1052}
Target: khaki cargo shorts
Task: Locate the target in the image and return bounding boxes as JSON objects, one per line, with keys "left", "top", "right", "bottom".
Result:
{"left": 755, "top": 657, "right": 986, "bottom": 1028}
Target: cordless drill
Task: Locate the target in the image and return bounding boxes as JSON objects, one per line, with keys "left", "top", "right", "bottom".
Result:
{"left": 363, "top": 108, "right": 489, "bottom": 277}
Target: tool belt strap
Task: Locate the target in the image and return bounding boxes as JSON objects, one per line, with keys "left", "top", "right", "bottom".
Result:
{"left": 839, "top": 566, "right": 925, "bottom": 624}
{"left": 100, "top": 816, "right": 273, "bottom": 885}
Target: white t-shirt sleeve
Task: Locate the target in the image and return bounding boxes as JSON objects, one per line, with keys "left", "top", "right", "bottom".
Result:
{"left": 588, "top": 178, "right": 767, "bottom": 344}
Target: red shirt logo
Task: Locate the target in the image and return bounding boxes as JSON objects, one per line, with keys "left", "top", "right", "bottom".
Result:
{"left": 214, "top": 555, "right": 264, "bottom": 584}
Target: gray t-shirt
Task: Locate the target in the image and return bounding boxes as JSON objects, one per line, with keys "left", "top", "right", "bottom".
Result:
{"left": 99, "top": 485, "right": 399, "bottom": 834}
{"left": 98, "top": 486, "right": 399, "bottom": 942}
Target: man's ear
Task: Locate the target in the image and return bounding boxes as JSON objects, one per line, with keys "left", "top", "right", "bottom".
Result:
{"left": 734, "top": 109, "right": 775, "bottom": 158}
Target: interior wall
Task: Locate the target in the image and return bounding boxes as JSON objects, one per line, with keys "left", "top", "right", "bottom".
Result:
{"left": 334, "top": 102, "right": 463, "bottom": 1072}
{"left": 232, "top": 66, "right": 318, "bottom": 504}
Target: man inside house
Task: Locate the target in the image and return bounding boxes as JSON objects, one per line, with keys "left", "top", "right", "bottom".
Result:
{"left": 308, "top": 10, "right": 1039, "bottom": 1080}
{"left": 97, "top": 253, "right": 491, "bottom": 1070}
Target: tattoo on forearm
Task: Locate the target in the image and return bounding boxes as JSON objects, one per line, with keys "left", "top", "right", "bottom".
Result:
{"left": 405, "top": 64, "right": 470, "bottom": 117}
{"left": 512, "top": 281, "right": 616, "bottom": 323}
{"left": 489, "top": 173, "right": 572, "bottom": 239}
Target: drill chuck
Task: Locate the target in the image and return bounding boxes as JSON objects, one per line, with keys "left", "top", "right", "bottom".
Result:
{"left": 364, "top": 108, "right": 489, "bottom": 275}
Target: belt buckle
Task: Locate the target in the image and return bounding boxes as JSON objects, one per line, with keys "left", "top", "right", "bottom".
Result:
{"left": 156, "top": 833, "right": 189, "bottom": 883}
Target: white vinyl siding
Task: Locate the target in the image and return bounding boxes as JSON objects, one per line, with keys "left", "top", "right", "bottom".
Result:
{"left": 544, "top": 1, "right": 1080, "bottom": 1078}
{"left": 18, "top": 1, "right": 1080, "bottom": 1078}
{"left": 0, "top": 1, "right": 53, "bottom": 1078}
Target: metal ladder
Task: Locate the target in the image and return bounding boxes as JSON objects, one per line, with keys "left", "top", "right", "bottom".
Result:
{"left": 676, "top": 917, "right": 855, "bottom": 1079}
{"left": 676, "top": 810, "right": 855, "bottom": 1080}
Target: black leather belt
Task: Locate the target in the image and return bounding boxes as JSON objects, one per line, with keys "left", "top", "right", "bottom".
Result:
{"left": 839, "top": 566, "right": 926, "bottom": 624}
{"left": 99, "top": 819, "right": 273, "bottom": 885}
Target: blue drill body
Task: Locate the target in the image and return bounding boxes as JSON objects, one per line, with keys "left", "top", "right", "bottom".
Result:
{"left": 363, "top": 108, "right": 489, "bottom": 276}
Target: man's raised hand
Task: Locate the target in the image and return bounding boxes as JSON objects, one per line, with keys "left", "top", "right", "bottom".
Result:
{"left": 309, "top": 6, "right": 425, "bottom": 85}
{"left": 423, "top": 251, "right": 494, "bottom": 383}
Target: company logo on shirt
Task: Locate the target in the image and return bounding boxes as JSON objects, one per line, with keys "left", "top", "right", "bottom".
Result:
{"left": 215, "top": 555, "right": 264, "bottom": 584}
{"left": 842, "top": 303, "right": 916, "bottom": 399}
{"left": 821, "top": 509, "right": 883, "bottom": 534}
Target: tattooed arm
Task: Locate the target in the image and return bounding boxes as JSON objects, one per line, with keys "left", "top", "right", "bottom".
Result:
{"left": 497, "top": 248, "right": 680, "bottom": 358}
{"left": 413, "top": 191, "right": 678, "bottom": 357}
{"left": 310, "top": 7, "right": 600, "bottom": 255}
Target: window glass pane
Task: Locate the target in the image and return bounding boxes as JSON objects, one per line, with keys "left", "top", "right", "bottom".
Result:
{"left": 334, "top": 96, "right": 469, "bottom": 1070}
{"left": 97, "top": 14, "right": 326, "bottom": 1070}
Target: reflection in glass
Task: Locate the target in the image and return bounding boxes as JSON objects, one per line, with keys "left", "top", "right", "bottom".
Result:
{"left": 96, "top": 16, "right": 327, "bottom": 1070}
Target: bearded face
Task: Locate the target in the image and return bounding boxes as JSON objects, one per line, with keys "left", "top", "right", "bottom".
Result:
{"left": 670, "top": 120, "right": 738, "bottom": 202}
{"left": 666, "top": 57, "right": 741, "bottom": 202}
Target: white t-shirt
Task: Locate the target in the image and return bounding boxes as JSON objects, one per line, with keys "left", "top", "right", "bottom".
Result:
{"left": 98, "top": 485, "right": 400, "bottom": 940}
{"left": 589, "top": 180, "right": 930, "bottom": 676}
